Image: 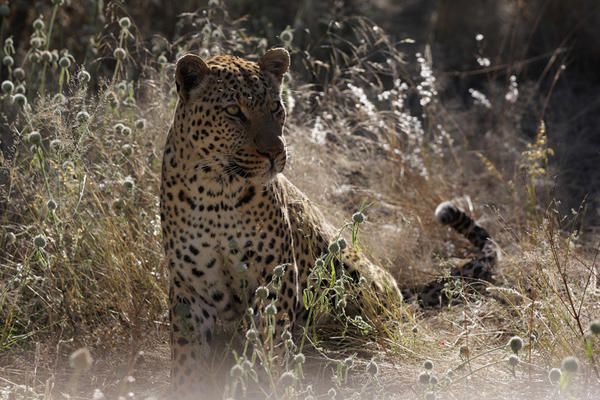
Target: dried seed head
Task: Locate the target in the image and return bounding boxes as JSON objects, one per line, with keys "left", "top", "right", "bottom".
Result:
{"left": 281, "top": 330, "right": 292, "bottom": 341}
{"left": 27, "top": 131, "right": 42, "bottom": 145}
{"left": 561, "top": 356, "right": 579, "bottom": 374}
{"left": 366, "top": 359, "right": 378, "bottom": 376}
{"left": 245, "top": 328, "right": 257, "bottom": 341}
{"left": 328, "top": 241, "right": 340, "bottom": 253}
{"left": 30, "top": 37, "right": 44, "bottom": 49}
{"left": 114, "top": 123, "right": 125, "bottom": 134}
{"left": 121, "top": 144, "right": 133, "bottom": 156}
{"left": 78, "top": 69, "right": 91, "bottom": 84}
{"left": 418, "top": 371, "right": 430, "bottom": 385}
{"left": 293, "top": 353, "right": 305, "bottom": 365}
{"left": 280, "top": 29, "right": 294, "bottom": 44}
{"left": 47, "top": 199, "right": 58, "bottom": 211}
{"left": 41, "top": 51, "right": 53, "bottom": 63}
{"left": 33, "top": 18, "right": 45, "bottom": 31}
{"left": 114, "top": 47, "right": 127, "bottom": 61}
{"left": 1, "top": 80, "right": 14, "bottom": 94}
{"left": 69, "top": 347, "right": 93, "bottom": 371}
{"left": 352, "top": 211, "right": 365, "bottom": 224}
{"left": 13, "top": 68, "right": 25, "bottom": 81}
{"left": 50, "top": 139, "right": 61, "bottom": 151}
{"left": 265, "top": 303, "right": 277, "bottom": 316}
{"left": 589, "top": 320, "right": 600, "bottom": 335}
{"left": 241, "top": 360, "right": 253, "bottom": 371}
{"left": 273, "top": 264, "right": 285, "bottom": 278}
{"left": 112, "top": 198, "right": 125, "bottom": 211}
{"left": 135, "top": 118, "right": 146, "bottom": 129}
{"left": 508, "top": 354, "right": 519, "bottom": 367}
{"left": 278, "top": 371, "right": 296, "bottom": 388}
{"left": 508, "top": 336, "right": 524, "bottom": 354}
{"left": 255, "top": 286, "right": 268, "bottom": 299}
{"left": 15, "top": 84, "right": 26, "bottom": 95}
{"left": 29, "top": 51, "right": 41, "bottom": 63}
{"left": 230, "top": 364, "right": 243, "bottom": 378}
{"left": 122, "top": 176, "right": 135, "bottom": 190}
{"left": 76, "top": 111, "right": 90, "bottom": 124}
{"left": 59, "top": 56, "right": 71, "bottom": 69}
{"left": 13, "top": 93, "right": 28, "bottom": 107}
{"left": 119, "top": 17, "right": 131, "bottom": 29}
{"left": 548, "top": 368, "right": 561, "bottom": 384}
{"left": 343, "top": 356, "right": 354, "bottom": 368}
{"left": 2, "top": 55, "right": 14, "bottom": 67}
{"left": 6, "top": 232, "right": 17, "bottom": 245}
{"left": 62, "top": 161, "right": 74, "bottom": 171}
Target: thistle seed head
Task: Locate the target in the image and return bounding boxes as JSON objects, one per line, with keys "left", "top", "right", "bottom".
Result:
{"left": 255, "top": 286, "right": 268, "bottom": 299}
{"left": 119, "top": 17, "right": 131, "bottom": 30}
{"left": 352, "top": 211, "right": 365, "bottom": 224}
{"left": 69, "top": 347, "right": 93, "bottom": 371}
{"left": 508, "top": 336, "right": 524, "bottom": 354}
{"left": 1, "top": 80, "right": 14, "bottom": 94}
{"left": 13, "top": 68, "right": 25, "bottom": 81}
{"left": 114, "top": 47, "right": 127, "bottom": 61}
{"left": 548, "top": 368, "right": 561, "bottom": 384}
{"left": 2, "top": 55, "right": 14, "bottom": 67}
{"left": 33, "top": 18, "right": 45, "bottom": 31}
{"left": 561, "top": 356, "right": 579, "bottom": 374}
{"left": 27, "top": 131, "right": 41, "bottom": 145}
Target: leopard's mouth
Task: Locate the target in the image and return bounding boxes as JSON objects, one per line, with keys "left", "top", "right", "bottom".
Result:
{"left": 267, "top": 151, "right": 286, "bottom": 176}
{"left": 225, "top": 151, "right": 286, "bottom": 181}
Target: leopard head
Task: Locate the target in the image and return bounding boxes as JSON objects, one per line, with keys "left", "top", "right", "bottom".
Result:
{"left": 173, "top": 48, "right": 290, "bottom": 183}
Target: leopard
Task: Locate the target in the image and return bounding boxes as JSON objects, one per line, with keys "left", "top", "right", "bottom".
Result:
{"left": 160, "top": 48, "right": 498, "bottom": 398}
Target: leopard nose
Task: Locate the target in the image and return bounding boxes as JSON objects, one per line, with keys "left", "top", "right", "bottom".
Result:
{"left": 255, "top": 137, "right": 285, "bottom": 160}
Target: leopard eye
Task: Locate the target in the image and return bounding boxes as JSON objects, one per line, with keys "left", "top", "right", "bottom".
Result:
{"left": 224, "top": 105, "right": 248, "bottom": 122}
{"left": 225, "top": 105, "right": 241, "bottom": 115}
{"left": 270, "top": 101, "right": 282, "bottom": 113}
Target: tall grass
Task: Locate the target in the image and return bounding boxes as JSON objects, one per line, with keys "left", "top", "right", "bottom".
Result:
{"left": 0, "top": 2, "right": 598, "bottom": 399}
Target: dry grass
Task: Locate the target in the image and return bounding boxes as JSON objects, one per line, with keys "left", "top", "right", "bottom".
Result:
{"left": 1, "top": 2, "right": 599, "bottom": 399}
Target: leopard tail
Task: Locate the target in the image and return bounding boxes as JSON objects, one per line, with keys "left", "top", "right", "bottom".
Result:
{"left": 405, "top": 201, "right": 498, "bottom": 307}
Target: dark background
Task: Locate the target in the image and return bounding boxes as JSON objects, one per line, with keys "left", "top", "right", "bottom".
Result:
{"left": 2, "top": 0, "right": 599, "bottom": 231}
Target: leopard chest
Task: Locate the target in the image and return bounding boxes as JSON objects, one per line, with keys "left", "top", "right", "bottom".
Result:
{"left": 162, "top": 181, "right": 294, "bottom": 288}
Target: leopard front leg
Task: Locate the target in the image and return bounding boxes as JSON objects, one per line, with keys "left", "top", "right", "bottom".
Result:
{"left": 167, "top": 250, "right": 229, "bottom": 399}
{"left": 169, "top": 284, "right": 217, "bottom": 399}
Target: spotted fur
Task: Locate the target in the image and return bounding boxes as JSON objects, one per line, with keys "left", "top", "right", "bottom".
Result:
{"left": 160, "top": 49, "right": 497, "bottom": 398}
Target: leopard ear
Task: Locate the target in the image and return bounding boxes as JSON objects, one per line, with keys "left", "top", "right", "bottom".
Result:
{"left": 175, "top": 53, "right": 210, "bottom": 102}
{"left": 258, "top": 48, "right": 290, "bottom": 81}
